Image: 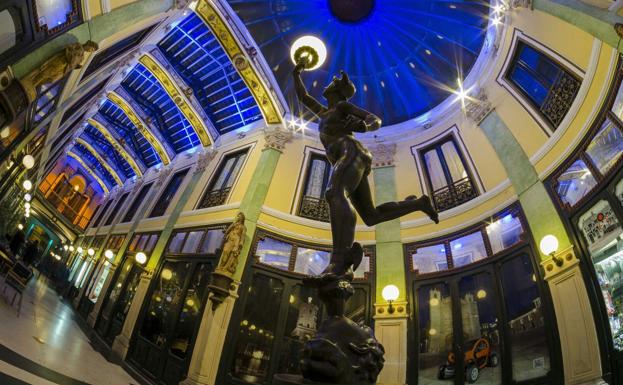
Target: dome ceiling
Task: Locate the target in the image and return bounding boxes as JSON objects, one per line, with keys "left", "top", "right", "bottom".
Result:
{"left": 227, "top": 0, "right": 491, "bottom": 126}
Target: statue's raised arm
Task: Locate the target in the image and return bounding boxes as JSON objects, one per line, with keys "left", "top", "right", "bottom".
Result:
{"left": 292, "top": 62, "right": 327, "bottom": 116}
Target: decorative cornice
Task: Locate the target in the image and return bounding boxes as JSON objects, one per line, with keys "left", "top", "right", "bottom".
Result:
{"left": 73, "top": 138, "right": 123, "bottom": 186}
{"left": 368, "top": 142, "right": 397, "bottom": 168}
{"left": 465, "top": 89, "right": 493, "bottom": 125}
{"left": 195, "top": 0, "right": 282, "bottom": 125}
{"left": 107, "top": 91, "right": 173, "bottom": 165}
{"left": 263, "top": 128, "right": 293, "bottom": 151}
{"left": 510, "top": 0, "right": 532, "bottom": 9}
{"left": 66, "top": 150, "right": 110, "bottom": 193}
{"left": 138, "top": 54, "right": 213, "bottom": 147}
{"left": 88, "top": 116, "right": 144, "bottom": 177}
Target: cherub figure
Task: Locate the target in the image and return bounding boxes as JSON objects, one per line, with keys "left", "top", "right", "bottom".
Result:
{"left": 293, "top": 63, "right": 438, "bottom": 279}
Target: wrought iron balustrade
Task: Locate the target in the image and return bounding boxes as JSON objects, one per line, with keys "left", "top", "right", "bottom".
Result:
{"left": 540, "top": 71, "right": 581, "bottom": 128}
{"left": 298, "top": 195, "right": 330, "bottom": 222}
{"left": 198, "top": 187, "right": 231, "bottom": 209}
{"left": 432, "top": 177, "right": 478, "bottom": 212}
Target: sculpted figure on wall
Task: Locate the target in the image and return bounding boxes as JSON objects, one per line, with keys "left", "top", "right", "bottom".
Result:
{"left": 216, "top": 212, "right": 246, "bottom": 275}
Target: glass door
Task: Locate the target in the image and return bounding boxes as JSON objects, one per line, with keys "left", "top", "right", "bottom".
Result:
{"left": 130, "top": 260, "right": 214, "bottom": 385}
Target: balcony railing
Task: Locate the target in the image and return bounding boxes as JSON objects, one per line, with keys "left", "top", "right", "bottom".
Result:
{"left": 39, "top": 182, "right": 92, "bottom": 230}
{"left": 198, "top": 187, "right": 231, "bottom": 209}
{"left": 540, "top": 71, "right": 581, "bottom": 128}
{"left": 298, "top": 195, "right": 330, "bottom": 222}
{"left": 432, "top": 177, "right": 478, "bottom": 212}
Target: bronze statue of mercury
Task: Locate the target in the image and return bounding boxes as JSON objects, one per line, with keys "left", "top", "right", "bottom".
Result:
{"left": 293, "top": 61, "right": 439, "bottom": 280}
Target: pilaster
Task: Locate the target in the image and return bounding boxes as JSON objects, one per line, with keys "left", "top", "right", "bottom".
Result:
{"left": 374, "top": 302, "right": 408, "bottom": 385}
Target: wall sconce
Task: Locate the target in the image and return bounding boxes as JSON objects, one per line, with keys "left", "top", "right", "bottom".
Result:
{"left": 540, "top": 235, "right": 563, "bottom": 266}
{"left": 24, "top": 193, "right": 31, "bottom": 202}
{"left": 63, "top": 245, "right": 68, "bottom": 251}
{"left": 382, "top": 284, "right": 400, "bottom": 314}
{"left": 77, "top": 247, "right": 83, "bottom": 254}
{"left": 22, "top": 180, "right": 32, "bottom": 191}
{"left": 135, "top": 252, "right": 147, "bottom": 265}
{"left": 87, "top": 248, "right": 95, "bottom": 257}
{"left": 22, "top": 154, "right": 35, "bottom": 170}
{"left": 104, "top": 249, "right": 114, "bottom": 259}
{"left": 69, "top": 245, "right": 74, "bottom": 252}
{"left": 17, "top": 224, "right": 23, "bottom": 230}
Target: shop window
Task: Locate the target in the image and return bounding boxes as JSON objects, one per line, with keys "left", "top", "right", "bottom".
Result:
{"left": 555, "top": 159, "right": 598, "bottom": 207}
{"left": 293, "top": 248, "right": 330, "bottom": 276}
{"left": 86, "top": 261, "right": 112, "bottom": 303}
{"left": 506, "top": 41, "right": 581, "bottom": 129}
{"left": 411, "top": 244, "right": 448, "bottom": 274}
{"left": 121, "top": 183, "right": 153, "bottom": 223}
{"left": 500, "top": 254, "right": 551, "bottom": 381}
{"left": 92, "top": 198, "right": 114, "bottom": 228}
{"left": 32, "top": 79, "right": 65, "bottom": 126}
{"left": 0, "top": 10, "right": 17, "bottom": 55}
{"left": 182, "top": 231, "right": 204, "bottom": 254}
{"left": 585, "top": 118, "right": 623, "bottom": 175}
{"left": 168, "top": 232, "right": 186, "bottom": 254}
{"left": 128, "top": 233, "right": 159, "bottom": 253}
{"left": 103, "top": 192, "right": 129, "bottom": 226}
{"left": 298, "top": 154, "right": 331, "bottom": 222}
{"left": 167, "top": 227, "right": 225, "bottom": 256}
{"left": 199, "top": 230, "right": 225, "bottom": 254}
{"left": 256, "top": 237, "right": 292, "bottom": 271}
{"left": 579, "top": 200, "right": 621, "bottom": 252}
{"left": 150, "top": 169, "right": 189, "bottom": 218}
{"left": 198, "top": 150, "right": 247, "bottom": 209}
{"left": 450, "top": 231, "right": 487, "bottom": 268}
{"left": 486, "top": 212, "right": 524, "bottom": 254}
{"left": 420, "top": 138, "right": 478, "bottom": 212}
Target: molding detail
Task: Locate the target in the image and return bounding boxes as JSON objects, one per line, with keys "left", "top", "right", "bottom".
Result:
{"left": 138, "top": 54, "right": 213, "bottom": 147}
{"left": 107, "top": 91, "right": 172, "bottom": 165}
{"left": 510, "top": 0, "right": 532, "bottom": 9}
{"left": 465, "top": 90, "right": 493, "bottom": 125}
{"left": 194, "top": 149, "right": 218, "bottom": 175}
{"left": 157, "top": 166, "right": 174, "bottom": 184}
{"left": 369, "top": 142, "right": 397, "bottom": 168}
{"left": 73, "top": 138, "right": 123, "bottom": 185}
{"left": 87, "top": 116, "right": 144, "bottom": 177}
{"left": 263, "top": 128, "right": 293, "bottom": 151}
{"left": 195, "top": 0, "right": 282, "bottom": 125}
{"left": 66, "top": 150, "right": 110, "bottom": 193}
{"left": 541, "top": 245, "right": 579, "bottom": 280}
{"left": 374, "top": 301, "right": 408, "bottom": 319}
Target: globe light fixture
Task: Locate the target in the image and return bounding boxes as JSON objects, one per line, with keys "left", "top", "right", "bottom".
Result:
{"left": 290, "top": 35, "right": 327, "bottom": 71}
{"left": 24, "top": 193, "right": 31, "bottom": 202}
{"left": 104, "top": 249, "right": 114, "bottom": 259}
{"left": 69, "top": 245, "right": 74, "bottom": 252}
{"left": 22, "top": 180, "right": 32, "bottom": 191}
{"left": 77, "top": 247, "right": 83, "bottom": 254}
{"left": 24, "top": 203, "right": 30, "bottom": 209}
{"left": 161, "top": 268, "right": 173, "bottom": 280}
{"left": 540, "top": 234, "right": 563, "bottom": 266}
{"left": 382, "top": 284, "right": 400, "bottom": 314}
{"left": 135, "top": 252, "right": 147, "bottom": 264}
{"left": 87, "top": 248, "right": 95, "bottom": 256}
{"left": 17, "top": 224, "right": 23, "bottom": 230}
{"left": 55, "top": 254, "right": 61, "bottom": 261}
{"left": 64, "top": 245, "right": 68, "bottom": 251}
{"left": 24, "top": 212, "right": 29, "bottom": 218}
{"left": 22, "top": 155, "right": 35, "bottom": 169}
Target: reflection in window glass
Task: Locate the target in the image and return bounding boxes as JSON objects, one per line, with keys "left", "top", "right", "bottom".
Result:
{"left": 232, "top": 274, "right": 283, "bottom": 383}
{"left": 200, "top": 229, "right": 225, "bottom": 254}
{"left": 100, "top": 259, "right": 132, "bottom": 320}
{"left": 450, "top": 232, "right": 488, "bottom": 268}
{"left": 35, "top": 0, "right": 73, "bottom": 27}
{"left": 617, "top": 179, "right": 623, "bottom": 206}
{"left": 412, "top": 244, "right": 448, "bottom": 274}
{"left": 500, "top": 254, "right": 550, "bottom": 381}
{"left": 586, "top": 119, "right": 623, "bottom": 175}
{"left": 579, "top": 200, "right": 622, "bottom": 253}
{"left": 88, "top": 262, "right": 111, "bottom": 303}
{"left": 0, "top": 11, "right": 17, "bottom": 55}
{"left": 294, "top": 248, "right": 330, "bottom": 275}
{"left": 486, "top": 213, "right": 524, "bottom": 254}
{"left": 137, "top": 235, "right": 149, "bottom": 252}
{"left": 354, "top": 255, "right": 370, "bottom": 279}
{"left": 556, "top": 159, "right": 598, "bottom": 207}
{"left": 612, "top": 81, "right": 623, "bottom": 121}
{"left": 145, "top": 234, "right": 158, "bottom": 253}
{"left": 256, "top": 237, "right": 292, "bottom": 271}
{"left": 182, "top": 231, "right": 204, "bottom": 253}
{"left": 417, "top": 283, "right": 452, "bottom": 385}
{"left": 168, "top": 233, "right": 186, "bottom": 253}
{"left": 129, "top": 234, "right": 140, "bottom": 251}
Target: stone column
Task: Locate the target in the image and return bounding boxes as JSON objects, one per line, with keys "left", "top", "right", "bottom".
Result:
{"left": 180, "top": 285, "right": 239, "bottom": 385}
{"left": 180, "top": 128, "right": 291, "bottom": 385}
{"left": 111, "top": 150, "right": 217, "bottom": 361}
{"left": 541, "top": 247, "right": 607, "bottom": 385}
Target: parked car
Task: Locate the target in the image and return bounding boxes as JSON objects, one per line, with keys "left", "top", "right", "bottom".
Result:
{"left": 438, "top": 337, "right": 499, "bottom": 383}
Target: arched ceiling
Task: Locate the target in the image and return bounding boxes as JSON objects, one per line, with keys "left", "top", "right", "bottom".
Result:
{"left": 226, "top": 0, "right": 492, "bottom": 126}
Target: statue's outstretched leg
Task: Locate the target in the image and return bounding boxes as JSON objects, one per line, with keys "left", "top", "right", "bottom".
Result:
{"left": 350, "top": 178, "right": 439, "bottom": 226}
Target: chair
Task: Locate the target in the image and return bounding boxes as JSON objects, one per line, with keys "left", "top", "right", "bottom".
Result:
{"left": 2, "top": 261, "right": 33, "bottom": 316}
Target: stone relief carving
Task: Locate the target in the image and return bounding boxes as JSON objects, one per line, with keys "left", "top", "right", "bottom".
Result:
{"left": 465, "top": 89, "right": 493, "bottom": 125}
{"left": 368, "top": 142, "right": 396, "bottom": 168}
{"left": 264, "top": 128, "right": 293, "bottom": 151}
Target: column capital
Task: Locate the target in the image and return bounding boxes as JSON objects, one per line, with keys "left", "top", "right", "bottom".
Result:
{"left": 465, "top": 89, "right": 493, "bottom": 125}
{"left": 156, "top": 166, "right": 173, "bottom": 184}
{"left": 369, "top": 142, "right": 397, "bottom": 168}
{"left": 194, "top": 149, "right": 218, "bottom": 176}
{"left": 263, "top": 128, "right": 293, "bottom": 152}
{"left": 510, "top": 0, "right": 532, "bottom": 9}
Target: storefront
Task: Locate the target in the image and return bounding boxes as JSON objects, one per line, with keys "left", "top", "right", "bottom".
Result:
{"left": 216, "top": 230, "right": 375, "bottom": 385}
{"left": 405, "top": 206, "right": 562, "bottom": 385}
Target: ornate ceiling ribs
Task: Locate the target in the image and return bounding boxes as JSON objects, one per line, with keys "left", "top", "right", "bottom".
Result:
{"left": 73, "top": 137, "right": 124, "bottom": 186}
{"left": 107, "top": 90, "right": 174, "bottom": 165}
{"left": 195, "top": 0, "right": 283, "bottom": 125}
{"left": 66, "top": 150, "right": 110, "bottom": 194}
{"left": 138, "top": 52, "right": 214, "bottom": 147}
{"left": 87, "top": 116, "right": 145, "bottom": 177}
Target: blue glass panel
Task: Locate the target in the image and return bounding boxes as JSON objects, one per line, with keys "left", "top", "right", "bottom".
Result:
{"left": 518, "top": 45, "right": 559, "bottom": 85}
{"left": 121, "top": 63, "right": 200, "bottom": 153}
{"left": 157, "top": 13, "right": 263, "bottom": 134}
{"left": 71, "top": 143, "right": 117, "bottom": 188}
{"left": 82, "top": 125, "right": 135, "bottom": 179}
{"left": 510, "top": 65, "right": 549, "bottom": 106}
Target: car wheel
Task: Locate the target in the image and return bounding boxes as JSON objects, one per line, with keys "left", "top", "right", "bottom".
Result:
{"left": 466, "top": 364, "right": 479, "bottom": 383}
{"left": 489, "top": 353, "right": 499, "bottom": 367}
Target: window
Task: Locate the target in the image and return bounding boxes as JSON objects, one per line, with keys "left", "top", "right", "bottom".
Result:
{"left": 420, "top": 137, "right": 478, "bottom": 211}
{"left": 91, "top": 198, "right": 114, "bottom": 228}
{"left": 149, "top": 169, "right": 189, "bottom": 217}
{"left": 121, "top": 183, "right": 152, "bottom": 223}
{"left": 585, "top": 118, "right": 623, "bottom": 175}
{"left": 103, "top": 192, "right": 129, "bottom": 226}
{"left": 198, "top": 150, "right": 247, "bottom": 208}
{"left": 166, "top": 227, "right": 225, "bottom": 255}
{"left": 298, "top": 154, "right": 331, "bottom": 222}
{"left": 0, "top": 10, "right": 17, "bottom": 55}
{"left": 59, "top": 75, "right": 112, "bottom": 126}
{"left": 32, "top": 79, "right": 66, "bottom": 126}
{"left": 506, "top": 40, "right": 581, "bottom": 129}
{"left": 555, "top": 159, "right": 598, "bottom": 207}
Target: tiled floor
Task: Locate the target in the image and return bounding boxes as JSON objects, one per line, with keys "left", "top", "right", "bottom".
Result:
{"left": 0, "top": 274, "right": 137, "bottom": 385}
